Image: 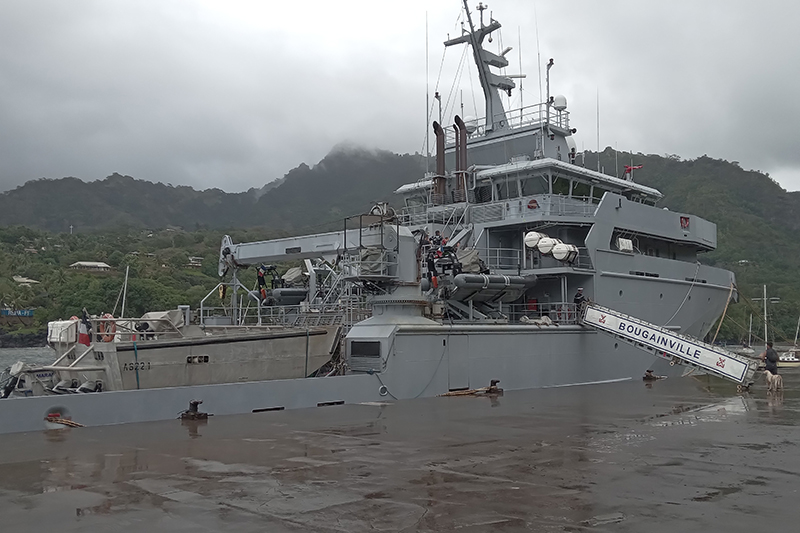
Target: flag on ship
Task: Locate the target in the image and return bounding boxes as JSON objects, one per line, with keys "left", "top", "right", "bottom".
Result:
{"left": 78, "top": 309, "right": 92, "bottom": 345}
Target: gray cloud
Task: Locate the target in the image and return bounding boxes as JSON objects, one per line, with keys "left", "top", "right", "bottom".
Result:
{"left": 1, "top": 0, "right": 798, "bottom": 194}
{"left": 530, "top": 1, "right": 800, "bottom": 185}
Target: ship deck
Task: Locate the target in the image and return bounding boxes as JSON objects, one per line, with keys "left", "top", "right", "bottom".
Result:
{"left": 1, "top": 371, "right": 797, "bottom": 532}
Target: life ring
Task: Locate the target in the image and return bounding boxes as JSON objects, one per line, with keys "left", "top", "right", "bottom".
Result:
{"left": 98, "top": 313, "right": 116, "bottom": 342}
{"left": 527, "top": 199, "right": 539, "bottom": 209}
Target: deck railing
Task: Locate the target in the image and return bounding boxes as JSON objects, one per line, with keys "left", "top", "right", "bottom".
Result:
{"left": 480, "top": 246, "right": 594, "bottom": 272}
{"left": 470, "top": 194, "right": 598, "bottom": 224}
{"left": 400, "top": 194, "right": 597, "bottom": 226}
{"left": 443, "top": 103, "right": 570, "bottom": 144}
{"left": 505, "top": 302, "right": 580, "bottom": 325}
{"left": 200, "top": 302, "right": 372, "bottom": 332}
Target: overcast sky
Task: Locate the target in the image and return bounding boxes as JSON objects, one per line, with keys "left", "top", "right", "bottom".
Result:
{"left": 1, "top": 0, "right": 798, "bottom": 193}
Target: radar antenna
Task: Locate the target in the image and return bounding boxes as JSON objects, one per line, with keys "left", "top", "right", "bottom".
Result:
{"left": 444, "top": 0, "right": 515, "bottom": 133}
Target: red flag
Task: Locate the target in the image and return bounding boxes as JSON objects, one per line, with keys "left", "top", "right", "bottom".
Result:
{"left": 78, "top": 310, "right": 92, "bottom": 346}
{"left": 78, "top": 321, "right": 91, "bottom": 346}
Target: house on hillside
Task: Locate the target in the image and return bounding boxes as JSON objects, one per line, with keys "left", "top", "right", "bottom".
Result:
{"left": 187, "top": 256, "right": 203, "bottom": 268}
{"left": 12, "top": 275, "right": 40, "bottom": 286}
{"left": 69, "top": 261, "right": 112, "bottom": 272}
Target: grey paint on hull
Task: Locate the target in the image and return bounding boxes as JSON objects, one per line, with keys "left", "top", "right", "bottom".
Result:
{"left": 42, "top": 327, "right": 339, "bottom": 393}
{"left": 0, "top": 374, "right": 383, "bottom": 435}
{"left": 0, "top": 324, "right": 673, "bottom": 435}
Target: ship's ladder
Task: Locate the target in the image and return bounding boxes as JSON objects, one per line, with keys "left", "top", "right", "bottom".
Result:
{"left": 580, "top": 302, "right": 758, "bottom": 388}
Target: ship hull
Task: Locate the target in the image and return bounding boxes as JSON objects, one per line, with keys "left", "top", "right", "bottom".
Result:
{"left": 1, "top": 326, "right": 680, "bottom": 435}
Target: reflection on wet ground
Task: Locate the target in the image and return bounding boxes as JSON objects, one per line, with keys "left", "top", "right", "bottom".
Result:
{"left": 1, "top": 370, "right": 798, "bottom": 532}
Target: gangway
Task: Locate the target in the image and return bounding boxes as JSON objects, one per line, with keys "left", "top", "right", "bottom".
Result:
{"left": 580, "top": 303, "right": 757, "bottom": 389}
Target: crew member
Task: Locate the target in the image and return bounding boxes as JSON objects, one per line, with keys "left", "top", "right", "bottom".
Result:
{"left": 761, "top": 341, "right": 779, "bottom": 376}
{"left": 573, "top": 287, "right": 587, "bottom": 305}
{"left": 257, "top": 265, "right": 268, "bottom": 300}
{"left": 426, "top": 250, "right": 438, "bottom": 280}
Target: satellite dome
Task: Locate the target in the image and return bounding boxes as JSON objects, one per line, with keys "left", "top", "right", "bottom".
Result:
{"left": 553, "top": 95, "right": 567, "bottom": 111}
{"left": 464, "top": 116, "right": 478, "bottom": 134}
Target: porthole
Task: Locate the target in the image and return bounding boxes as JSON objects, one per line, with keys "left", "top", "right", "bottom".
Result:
{"left": 619, "top": 290, "right": 623, "bottom": 297}
{"left": 614, "top": 343, "right": 618, "bottom": 350}
{"left": 659, "top": 293, "right": 663, "bottom": 299}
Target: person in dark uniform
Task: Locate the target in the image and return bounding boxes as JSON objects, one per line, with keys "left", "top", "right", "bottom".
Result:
{"left": 573, "top": 287, "right": 587, "bottom": 305}
{"left": 761, "top": 341, "right": 779, "bottom": 375}
{"left": 425, "top": 250, "right": 438, "bottom": 280}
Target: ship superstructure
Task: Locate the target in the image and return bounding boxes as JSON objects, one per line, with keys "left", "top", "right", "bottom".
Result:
{"left": 391, "top": 0, "right": 732, "bottom": 345}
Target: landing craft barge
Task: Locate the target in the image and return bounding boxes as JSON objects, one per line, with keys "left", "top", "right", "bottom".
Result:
{"left": 0, "top": 0, "right": 736, "bottom": 434}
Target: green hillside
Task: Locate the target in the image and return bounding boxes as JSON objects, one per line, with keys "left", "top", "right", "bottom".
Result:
{"left": 0, "top": 148, "right": 425, "bottom": 234}
{"left": 251, "top": 147, "right": 426, "bottom": 232}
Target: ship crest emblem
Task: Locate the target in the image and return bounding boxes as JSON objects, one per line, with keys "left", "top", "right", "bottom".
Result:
{"left": 598, "top": 314, "right": 607, "bottom": 324}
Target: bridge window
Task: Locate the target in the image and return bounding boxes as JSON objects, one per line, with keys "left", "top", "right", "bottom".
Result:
{"left": 495, "top": 180, "right": 519, "bottom": 200}
{"left": 552, "top": 177, "right": 570, "bottom": 196}
{"left": 571, "top": 181, "right": 591, "bottom": 198}
{"left": 520, "top": 176, "right": 548, "bottom": 196}
{"left": 592, "top": 186, "right": 607, "bottom": 201}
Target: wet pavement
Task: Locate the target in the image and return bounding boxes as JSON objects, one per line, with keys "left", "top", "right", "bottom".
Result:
{"left": 0, "top": 370, "right": 798, "bottom": 532}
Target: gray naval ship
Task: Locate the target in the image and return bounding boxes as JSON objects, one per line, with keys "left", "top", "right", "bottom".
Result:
{"left": 0, "top": 1, "right": 738, "bottom": 433}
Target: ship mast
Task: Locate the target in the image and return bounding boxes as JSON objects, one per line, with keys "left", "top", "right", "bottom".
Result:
{"left": 444, "top": 1, "right": 515, "bottom": 133}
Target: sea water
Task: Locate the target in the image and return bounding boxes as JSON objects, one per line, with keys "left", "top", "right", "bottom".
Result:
{"left": 0, "top": 346, "right": 55, "bottom": 370}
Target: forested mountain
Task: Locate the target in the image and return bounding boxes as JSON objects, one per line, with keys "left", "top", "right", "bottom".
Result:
{"left": 248, "top": 147, "right": 427, "bottom": 232}
{"left": 1, "top": 145, "right": 799, "bottom": 345}
{"left": 0, "top": 174, "right": 252, "bottom": 232}
{"left": 0, "top": 147, "right": 426, "bottom": 233}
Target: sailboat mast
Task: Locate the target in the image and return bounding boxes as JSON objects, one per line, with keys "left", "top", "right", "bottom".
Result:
{"left": 121, "top": 265, "right": 130, "bottom": 319}
{"left": 763, "top": 284, "right": 768, "bottom": 346}
{"left": 794, "top": 314, "right": 800, "bottom": 346}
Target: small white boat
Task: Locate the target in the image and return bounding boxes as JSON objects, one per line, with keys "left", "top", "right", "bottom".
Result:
{"left": 779, "top": 314, "right": 800, "bottom": 368}
{"left": 779, "top": 349, "right": 800, "bottom": 368}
